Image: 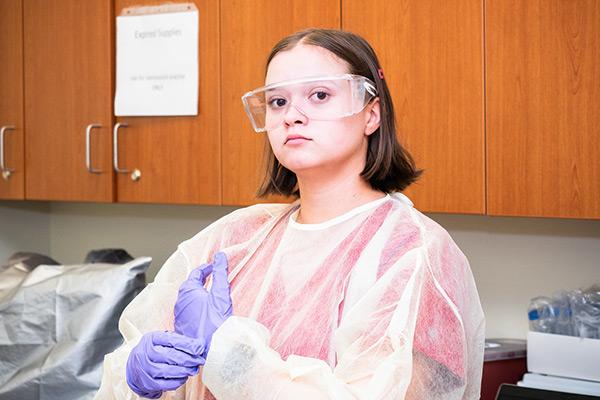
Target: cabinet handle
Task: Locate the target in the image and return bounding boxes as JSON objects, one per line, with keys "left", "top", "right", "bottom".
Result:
{"left": 0, "top": 125, "right": 16, "bottom": 179}
{"left": 86, "top": 124, "right": 102, "bottom": 174}
{"left": 113, "top": 122, "right": 129, "bottom": 174}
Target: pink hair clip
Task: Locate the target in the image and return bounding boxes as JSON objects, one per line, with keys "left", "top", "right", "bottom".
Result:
{"left": 378, "top": 68, "right": 385, "bottom": 80}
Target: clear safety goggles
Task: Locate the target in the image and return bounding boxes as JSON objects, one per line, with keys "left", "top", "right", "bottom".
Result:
{"left": 241, "top": 74, "right": 378, "bottom": 133}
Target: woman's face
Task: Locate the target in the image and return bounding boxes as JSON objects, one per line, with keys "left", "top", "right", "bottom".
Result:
{"left": 264, "top": 44, "right": 380, "bottom": 176}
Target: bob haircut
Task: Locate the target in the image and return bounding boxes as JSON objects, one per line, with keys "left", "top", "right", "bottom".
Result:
{"left": 257, "top": 28, "right": 422, "bottom": 198}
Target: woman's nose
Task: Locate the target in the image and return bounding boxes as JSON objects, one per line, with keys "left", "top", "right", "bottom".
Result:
{"left": 283, "top": 103, "right": 308, "bottom": 127}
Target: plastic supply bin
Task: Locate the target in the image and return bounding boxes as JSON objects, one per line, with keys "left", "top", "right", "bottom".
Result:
{"left": 527, "top": 331, "right": 600, "bottom": 382}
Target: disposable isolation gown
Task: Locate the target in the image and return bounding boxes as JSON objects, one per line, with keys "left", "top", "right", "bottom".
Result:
{"left": 96, "top": 193, "right": 485, "bottom": 400}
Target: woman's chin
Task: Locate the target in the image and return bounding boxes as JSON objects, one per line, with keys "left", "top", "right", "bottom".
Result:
{"left": 277, "top": 157, "right": 320, "bottom": 174}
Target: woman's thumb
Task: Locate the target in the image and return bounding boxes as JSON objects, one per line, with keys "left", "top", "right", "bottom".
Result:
{"left": 210, "top": 252, "right": 232, "bottom": 311}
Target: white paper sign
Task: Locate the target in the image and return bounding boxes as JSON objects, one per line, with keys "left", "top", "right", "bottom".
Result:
{"left": 115, "top": 9, "right": 198, "bottom": 116}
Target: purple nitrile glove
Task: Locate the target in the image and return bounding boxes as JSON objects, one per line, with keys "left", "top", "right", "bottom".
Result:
{"left": 126, "top": 331, "right": 206, "bottom": 399}
{"left": 174, "top": 252, "right": 233, "bottom": 358}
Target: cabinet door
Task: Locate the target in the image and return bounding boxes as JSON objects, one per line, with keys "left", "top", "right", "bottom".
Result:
{"left": 114, "top": 0, "right": 220, "bottom": 205}
{"left": 221, "top": 0, "right": 341, "bottom": 206}
{"left": 343, "top": 0, "right": 485, "bottom": 214}
{"left": 24, "top": 0, "right": 114, "bottom": 202}
{"left": 0, "top": 0, "right": 25, "bottom": 199}
{"left": 486, "top": 1, "right": 600, "bottom": 219}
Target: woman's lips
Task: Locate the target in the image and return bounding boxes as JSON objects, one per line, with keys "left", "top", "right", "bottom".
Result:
{"left": 285, "top": 135, "right": 311, "bottom": 144}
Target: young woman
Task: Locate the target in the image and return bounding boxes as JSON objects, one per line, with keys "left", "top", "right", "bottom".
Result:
{"left": 96, "top": 28, "right": 485, "bottom": 400}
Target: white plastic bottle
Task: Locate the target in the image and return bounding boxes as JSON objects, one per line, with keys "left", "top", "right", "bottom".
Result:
{"left": 527, "top": 296, "right": 558, "bottom": 333}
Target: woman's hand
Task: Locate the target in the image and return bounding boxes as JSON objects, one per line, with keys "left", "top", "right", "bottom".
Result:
{"left": 174, "top": 252, "right": 233, "bottom": 358}
{"left": 125, "top": 331, "right": 206, "bottom": 398}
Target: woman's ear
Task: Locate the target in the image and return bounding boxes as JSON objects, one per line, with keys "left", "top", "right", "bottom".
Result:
{"left": 364, "top": 98, "right": 381, "bottom": 136}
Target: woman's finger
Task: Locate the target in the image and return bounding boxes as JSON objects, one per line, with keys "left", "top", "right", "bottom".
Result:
{"left": 188, "top": 262, "right": 214, "bottom": 286}
{"left": 144, "top": 356, "right": 199, "bottom": 380}
{"left": 149, "top": 343, "right": 206, "bottom": 368}
{"left": 210, "top": 252, "right": 232, "bottom": 314}
{"left": 151, "top": 331, "right": 205, "bottom": 357}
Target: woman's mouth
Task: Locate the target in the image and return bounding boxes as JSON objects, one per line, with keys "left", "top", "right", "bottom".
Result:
{"left": 285, "top": 135, "right": 312, "bottom": 145}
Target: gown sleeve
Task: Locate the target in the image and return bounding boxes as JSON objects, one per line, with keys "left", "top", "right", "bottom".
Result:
{"left": 94, "top": 205, "right": 287, "bottom": 400}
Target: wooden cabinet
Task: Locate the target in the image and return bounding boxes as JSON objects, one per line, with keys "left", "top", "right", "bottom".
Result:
{"left": 486, "top": 0, "right": 600, "bottom": 219}
{"left": 24, "top": 0, "right": 114, "bottom": 202}
{"left": 220, "top": 0, "right": 341, "bottom": 206}
{"left": 0, "top": 0, "right": 25, "bottom": 199}
{"left": 7, "top": 0, "right": 600, "bottom": 218}
{"left": 343, "top": 0, "right": 485, "bottom": 214}
{"left": 22, "top": 0, "right": 220, "bottom": 205}
{"left": 113, "top": 0, "right": 220, "bottom": 205}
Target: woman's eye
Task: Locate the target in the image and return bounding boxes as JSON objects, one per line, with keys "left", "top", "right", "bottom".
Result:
{"left": 268, "top": 98, "right": 287, "bottom": 108}
{"left": 310, "top": 91, "right": 329, "bottom": 102}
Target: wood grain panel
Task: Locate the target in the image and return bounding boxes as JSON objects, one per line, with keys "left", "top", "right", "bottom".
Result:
{"left": 114, "top": 0, "right": 220, "bottom": 205}
{"left": 486, "top": 0, "right": 600, "bottom": 218}
{"left": 343, "top": 0, "right": 485, "bottom": 214}
{"left": 221, "top": 0, "right": 341, "bottom": 206}
{"left": 24, "top": 0, "right": 114, "bottom": 202}
{"left": 0, "top": 0, "right": 25, "bottom": 199}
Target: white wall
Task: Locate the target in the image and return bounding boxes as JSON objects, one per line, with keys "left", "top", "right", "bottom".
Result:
{"left": 429, "top": 213, "right": 600, "bottom": 339}
{"left": 1, "top": 200, "right": 599, "bottom": 339}
{"left": 0, "top": 201, "right": 50, "bottom": 260}
{"left": 47, "top": 202, "right": 239, "bottom": 279}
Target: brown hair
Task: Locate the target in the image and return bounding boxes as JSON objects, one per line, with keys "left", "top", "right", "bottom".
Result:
{"left": 257, "top": 28, "right": 422, "bottom": 198}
